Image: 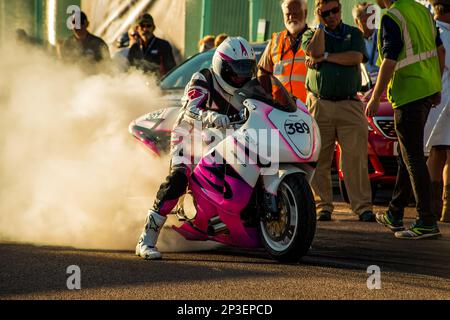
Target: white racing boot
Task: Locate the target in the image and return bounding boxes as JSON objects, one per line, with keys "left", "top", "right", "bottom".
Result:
{"left": 135, "top": 210, "right": 167, "bottom": 260}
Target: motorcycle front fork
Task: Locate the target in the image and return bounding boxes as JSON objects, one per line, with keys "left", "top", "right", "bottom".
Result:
{"left": 262, "top": 191, "right": 280, "bottom": 221}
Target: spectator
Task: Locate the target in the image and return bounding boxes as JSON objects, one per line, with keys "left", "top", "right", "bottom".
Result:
{"left": 367, "top": 0, "right": 445, "bottom": 239}
{"left": 116, "top": 25, "right": 140, "bottom": 50}
{"left": 128, "top": 13, "right": 176, "bottom": 78}
{"left": 113, "top": 25, "right": 140, "bottom": 72}
{"left": 198, "top": 35, "right": 215, "bottom": 52}
{"left": 353, "top": 2, "right": 380, "bottom": 80}
{"left": 303, "top": 0, "right": 374, "bottom": 222}
{"left": 15, "top": 29, "right": 46, "bottom": 52}
{"left": 214, "top": 33, "right": 229, "bottom": 48}
{"left": 60, "top": 11, "right": 110, "bottom": 64}
{"left": 258, "top": 0, "right": 309, "bottom": 103}
{"left": 424, "top": 0, "right": 450, "bottom": 223}
{"left": 15, "top": 29, "right": 39, "bottom": 46}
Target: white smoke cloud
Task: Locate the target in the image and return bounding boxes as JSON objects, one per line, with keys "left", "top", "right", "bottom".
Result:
{"left": 0, "top": 41, "right": 218, "bottom": 252}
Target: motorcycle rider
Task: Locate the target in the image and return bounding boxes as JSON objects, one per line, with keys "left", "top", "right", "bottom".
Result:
{"left": 136, "top": 37, "right": 257, "bottom": 260}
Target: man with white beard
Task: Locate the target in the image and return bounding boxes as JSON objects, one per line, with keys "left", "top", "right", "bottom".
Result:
{"left": 258, "top": 0, "right": 309, "bottom": 103}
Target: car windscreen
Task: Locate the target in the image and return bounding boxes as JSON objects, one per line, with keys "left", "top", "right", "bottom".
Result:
{"left": 160, "top": 51, "right": 215, "bottom": 90}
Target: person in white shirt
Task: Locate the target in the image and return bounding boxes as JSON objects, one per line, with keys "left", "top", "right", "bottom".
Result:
{"left": 425, "top": 0, "right": 450, "bottom": 223}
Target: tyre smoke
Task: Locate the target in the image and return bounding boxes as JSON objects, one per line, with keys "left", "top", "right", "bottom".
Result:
{"left": 0, "top": 42, "right": 217, "bottom": 252}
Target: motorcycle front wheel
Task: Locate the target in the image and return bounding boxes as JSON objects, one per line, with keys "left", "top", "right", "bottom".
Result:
{"left": 259, "top": 173, "right": 316, "bottom": 262}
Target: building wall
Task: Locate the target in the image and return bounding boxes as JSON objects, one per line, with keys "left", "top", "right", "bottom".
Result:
{"left": 184, "top": 0, "right": 378, "bottom": 58}
{"left": 185, "top": 0, "right": 204, "bottom": 58}
{"left": 1, "top": 0, "right": 379, "bottom": 57}
{"left": 0, "top": 0, "right": 80, "bottom": 47}
{"left": 54, "top": 0, "right": 82, "bottom": 43}
{"left": 0, "top": 0, "right": 38, "bottom": 46}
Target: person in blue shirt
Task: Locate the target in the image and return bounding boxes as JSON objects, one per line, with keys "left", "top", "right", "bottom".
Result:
{"left": 353, "top": 2, "right": 380, "bottom": 81}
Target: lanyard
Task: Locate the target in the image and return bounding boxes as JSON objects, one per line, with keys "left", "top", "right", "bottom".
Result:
{"left": 280, "top": 31, "right": 303, "bottom": 61}
{"left": 280, "top": 37, "right": 289, "bottom": 61}
{"left": 369, "top": 31, "right": 377, "bottom": 66}
{"left": 323, "top": 23, "right": 348, "bottom": 41}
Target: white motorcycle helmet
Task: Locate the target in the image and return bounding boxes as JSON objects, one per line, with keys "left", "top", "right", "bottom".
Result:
{"left": 212, "top": 37, "right": 257, "bottom": 95}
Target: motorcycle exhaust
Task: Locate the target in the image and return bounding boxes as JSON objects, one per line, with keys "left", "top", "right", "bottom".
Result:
{"left": 207, "top": 216, "right": 229, "bottom": 236}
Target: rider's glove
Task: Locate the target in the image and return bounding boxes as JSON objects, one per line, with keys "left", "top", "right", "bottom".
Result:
{"left": 203, "top": 111, "right": 230, "bottom": 129}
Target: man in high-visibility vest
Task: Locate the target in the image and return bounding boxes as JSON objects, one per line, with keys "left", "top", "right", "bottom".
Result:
{"left": 258, "top": 0, "right": 309, "bottom": 103}
{"left": 366, "top": 0, "right": 446, "bottom": 239}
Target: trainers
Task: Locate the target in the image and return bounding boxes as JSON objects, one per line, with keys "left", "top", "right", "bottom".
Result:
{"left": 317, "top": 210, "right": 332, "bottom": 221}
{"left": 395, "top": 220, "right": 441, "bottom": 240}
{"left": 376, "top": 211, "right": 404, "bottom": 232}
{"left": 359, "top": 210, "right": 376, "bottom": 222}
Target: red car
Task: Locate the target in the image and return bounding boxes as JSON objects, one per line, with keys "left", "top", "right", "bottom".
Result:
{"left": 336, "top": 67, "right": 398, "bottom": 202}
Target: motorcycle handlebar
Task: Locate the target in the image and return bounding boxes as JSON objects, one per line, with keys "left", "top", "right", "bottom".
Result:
{"left": 228, "top": 113, "right": 242, "bottom": 123}
{"left": 206, "top": 109, "right": 248, "bottom": 129}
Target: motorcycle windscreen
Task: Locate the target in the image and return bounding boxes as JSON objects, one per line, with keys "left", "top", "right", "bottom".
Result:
{"left": 232, "top": 74, "right": 298, "bottom": 113}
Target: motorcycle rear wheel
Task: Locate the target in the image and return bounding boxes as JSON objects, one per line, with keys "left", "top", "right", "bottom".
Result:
{"left": 259, "top": 173, "right": 316, "bottom": 262}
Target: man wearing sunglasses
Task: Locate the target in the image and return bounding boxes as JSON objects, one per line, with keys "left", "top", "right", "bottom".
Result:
{"left": 366, "top": 0, "right": 446, "bottom": 240}
{"left": 302, "top": 0, "right": 374, "bottom": 223}
{"left": 128, "top": 13, "right": 176, "bottom": 78}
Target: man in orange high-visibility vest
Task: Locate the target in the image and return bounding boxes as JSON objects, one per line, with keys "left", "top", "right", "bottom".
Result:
{"left": 258, "top": 0, "right": 309, "bottom": 103}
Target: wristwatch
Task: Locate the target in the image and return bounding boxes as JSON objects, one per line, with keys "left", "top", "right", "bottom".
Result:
{"left": 323, "top": 52, "right": 329, "bottom": 61}
{"left": 318, "top": 24, "right": 325, "bottom": 30}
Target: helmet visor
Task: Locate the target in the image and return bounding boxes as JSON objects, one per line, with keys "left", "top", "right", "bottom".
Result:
{"left": 221, "top": 59, "right": 256, "bottom": 88}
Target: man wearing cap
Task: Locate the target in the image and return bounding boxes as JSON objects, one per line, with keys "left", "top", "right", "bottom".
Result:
{"left": 60, "top": 11, "right": 110, "bottom": 64}
{"left": 366, "top": 0, "right": 446, "bottom": 239}
{"left": 128, "top": 13, "right": 176, "bottom": 78}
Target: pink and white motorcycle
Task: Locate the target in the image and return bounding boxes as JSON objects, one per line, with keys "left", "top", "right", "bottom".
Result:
{"left": 130, "top": 75, "right": 321, "bottom": 262}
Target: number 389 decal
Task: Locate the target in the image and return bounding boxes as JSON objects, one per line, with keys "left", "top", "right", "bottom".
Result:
{"left": 284, "top": 120, "right": 310, "bottom": 135}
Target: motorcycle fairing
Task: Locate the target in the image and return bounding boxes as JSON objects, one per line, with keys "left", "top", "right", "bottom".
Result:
{"left": 173, "top": 98, "right": 320, "bottom": 249}
{"left": 182, "top": 150, "right": 261, "bottom": 248}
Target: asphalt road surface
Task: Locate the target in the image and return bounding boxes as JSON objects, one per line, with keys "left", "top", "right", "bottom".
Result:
{"left": 1, "top": 190, "right": 449, "bottom": 300}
